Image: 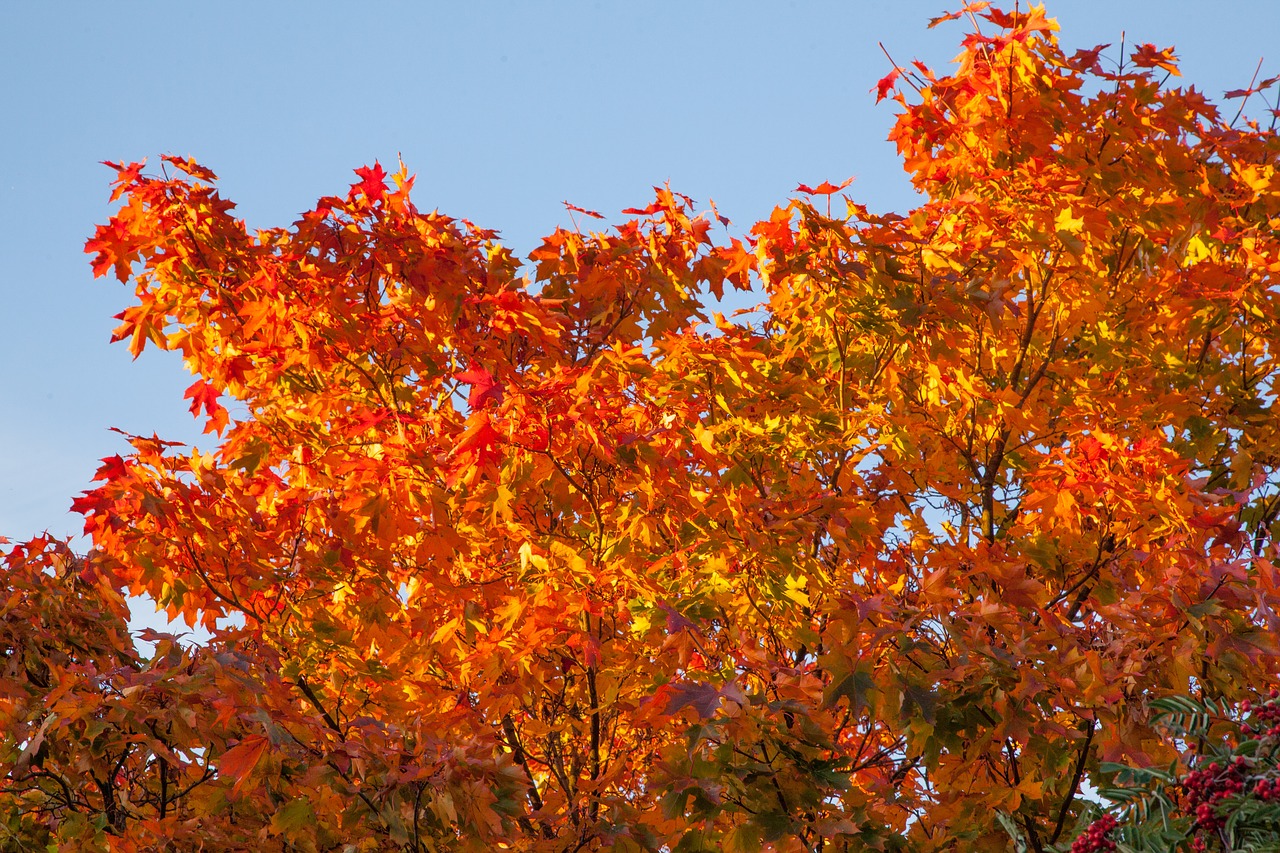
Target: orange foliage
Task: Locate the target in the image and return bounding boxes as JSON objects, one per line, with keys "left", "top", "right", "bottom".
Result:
{"left": 6, "top": 6, "right": 1280, "bottom": 851}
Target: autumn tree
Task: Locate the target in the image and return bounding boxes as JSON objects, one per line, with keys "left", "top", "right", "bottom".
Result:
{"left": 5, "top": 4, "right": 1280, "bottom": 851}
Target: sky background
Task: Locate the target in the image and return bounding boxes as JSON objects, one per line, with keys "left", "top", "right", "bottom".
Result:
{"left": 1, "top": 2, "right": 1277, "bottom": 630}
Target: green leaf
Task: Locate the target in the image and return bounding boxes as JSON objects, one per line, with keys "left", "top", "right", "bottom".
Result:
{"left": 756, "top": 812, "right": 792, "bottom": 841}
{"left": 723, "top": 823, "right": 763, "bottom": 853}
{"left": 822, "top": 667, "right": 875, "bottom": 712}
{"left": 902, "top": 683, "right": 937, "bottom": 725}
{"left": 270, "top": 798, "right": 314, "bottom": 837}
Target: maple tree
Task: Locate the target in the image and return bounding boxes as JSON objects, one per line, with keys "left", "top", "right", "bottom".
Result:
{"left": 5, "top": 4, "right": 1280, "bottom": 851}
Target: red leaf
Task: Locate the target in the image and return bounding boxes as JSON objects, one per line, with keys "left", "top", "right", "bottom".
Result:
{"left": 1068, "top": 43, "right": 1110, "bottom": 73}
{"left": 1226, "top": 74, "right": 1280, "bottom": 99}
{"left": 1077, "top": 436, "right": 1107, "bottom": 464}
{"left": 183, "top": 379, "right": 229, "bottom": 434}
{"left": 563, "top": 201, "right": 604, "bottom": 219}
{"left": 708, "top": 199, "right": 731, "bottom": 227}
{"left": 928, "top": 2, "right": 989, "bottom": 29}
{"left": 1189, "top": 510, "right": 1229, "bottom": 530}
{"left": 160, "top": 155, "right": 218, "bottom": 182}
{"left": 795, "top": 177, "right": 854, "bottom": 196}
{"left": 454, "top": 363, "right": 504, "bottom": 410}
{"left": 70, "top": 492, "right": 103, "bottom": 517}
{"left": 874, "top": 68, "right": 901, "bottom": 103}
{"left": 622, "top": 201, "right": 664, "bottom": 216}
{"left": 446, "top": 414, "right": 504, "bottom": 486}
{"left": 103, "top": 160, "right": 146, "bottom": 202}
{"left": 354, "top": 162, "right": 388, "bottom": 202}
{"left": 92, "top": 455, "right": 129, "bottom": 483}
{"left": 350, "top": 408, "right": 391, "bottom": 434}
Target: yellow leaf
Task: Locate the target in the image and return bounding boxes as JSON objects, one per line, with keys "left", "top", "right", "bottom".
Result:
{"left": 1185, "top": 234, "right": 1211, "bottom": 265}
{"left": 692, "top": 424, "right": 716, "bottom": 453}
{"left": 1054, "top": 207, "right": 1084, "bottom": 234}
{"left": 784, "top": 574, "right": 810, "bottom": 607}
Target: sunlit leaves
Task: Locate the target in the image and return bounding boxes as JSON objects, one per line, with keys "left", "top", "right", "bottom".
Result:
{"left": 6, "top": 4, "right": 1280, "bottom": 851}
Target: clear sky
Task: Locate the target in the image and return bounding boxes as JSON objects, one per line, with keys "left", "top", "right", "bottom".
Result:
{"left": 2, "top": 1, "right": 1277, "bottom": 553}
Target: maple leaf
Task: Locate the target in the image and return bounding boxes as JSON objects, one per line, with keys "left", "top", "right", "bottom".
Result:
{"left": 353, "top": 162, "right": 388, "bottom": 202}
{"left": 1068, "top": 43, "right": 1111, "bottom": 74}
{"left": 708, "top": 198, "right": 731, "bottom": 227}
{"left": 795, "top": 177, "right": 855, "bottom": 196}
{"left": 446, "top": 413, "right": 504, "bottom": 485}
{"left": 183, "top": 378, "right": 230, "bottom": 433}
{"left": 874, "top": 68, "right": 901, "bottom": 103}
{"left": 664, "top": 680, "right": 725, "bottom": 719}
{"left": 716, "top": 238, "right": 757, "bottom": 290}
{"left": 454, "top": 362, "right": 504, "bottom": 410}
{"left": 823, "top": 667, "right": 875, "bottom": 713}
{"left": 563, "top": 201, "right": 604, "bottom": 219}
{"left": 911, "top": 59, "right": 936, "bottom": 81}
{"left": 1130, "top": 43, "right": 1181, "bottom": 76}
{"left": 1054, "top": 206, "right": 1084, "bottom": 234}
{"left": 69, "top": 491, "right": 104, "bottom": 518}
{"left": 85, "top": 219, "right": 140, "bottom": 282}
{"left": 622, "top": 200, "right": 664, "bottom": 216}
{"left": 928, "top": 2, "right": 991, "bottom": 28}
{"left": 91, "top": 454, "right": 129, "bottom": 482}
{"left": 984, "top": 3, "right": 1056, "bottom": 36}
{"left": 102, "top": 159, "right": 146, "bottom": 202}
{"left": 1226, "top": 73, "right": 1280, "bottom": 99}
{"left": 659, "top": 601, "right": 696, "bottom": 634}
{"left": 11, "top": 713, "right": 57, "bottom": 775}
{"left": 217, "top": 734, "right": 269, "bottom": 794}
{"left": 160, "top": 154, "right": 218, "bottom": 182}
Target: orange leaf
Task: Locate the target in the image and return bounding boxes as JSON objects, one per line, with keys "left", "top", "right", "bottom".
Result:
{"left": 218, "top": 734, "right": 269, "bottom": 793}
{"left": 1129, "top": 43, "right": 1180, "bottom": 76}
{"left": 928, "top": 2, "right": 990, "bottom": 28}
{"left": 160, "top": 154, "right": 218, "bottom": 182}
{"left": 795, "top": 177, "right": 854, "bottom": 196}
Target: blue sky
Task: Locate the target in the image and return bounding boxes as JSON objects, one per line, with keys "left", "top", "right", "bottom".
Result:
{"left": 2, "top": 1, "right": 1277, "bottom": 553}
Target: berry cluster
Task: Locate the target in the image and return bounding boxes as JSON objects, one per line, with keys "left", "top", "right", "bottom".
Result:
{"left": 1180, "top": 692, "right": 1280, "bottom": 849}
{"left": 1253, "top": 775, "right": 1280, "bottom": 802}
{"left": 1242, "top": 689, "right": 1280, "bottom": 738}
{"left": 1071, "top": 814, "right": 1118, "bottom": 853}
{"left": 1182, "top": 756, "right": 1248, "bottom": 832}
{"left": 1076, "top": 692, "right": 1280, "bottom": 852}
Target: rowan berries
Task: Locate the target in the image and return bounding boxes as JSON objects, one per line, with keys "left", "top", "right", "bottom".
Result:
{"left": 1071, "top": 814, "right": 1118, "bottom": 853}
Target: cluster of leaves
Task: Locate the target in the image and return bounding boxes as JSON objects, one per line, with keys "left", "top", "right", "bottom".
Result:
{"left": 1068, "top": 692, "right": 1280, "bottom": 852}
{"left": 0, "top": 537, "right": 362, "bottom": 850}
{"left": 5, "top": 3, "right": 1280, "bottom": 850}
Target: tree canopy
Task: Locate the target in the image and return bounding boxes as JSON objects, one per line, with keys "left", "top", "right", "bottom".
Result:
{"left": 5, "top": 4, "right": 1280, "bottom": 851}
